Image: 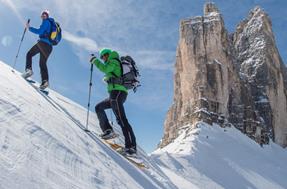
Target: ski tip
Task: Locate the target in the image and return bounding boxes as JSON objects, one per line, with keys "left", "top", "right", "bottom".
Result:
{"left": 137, "top": 164, "right": 148, "bottom": 169}
{"left": 126, "top": 158, "right": 147, "bottom": 169}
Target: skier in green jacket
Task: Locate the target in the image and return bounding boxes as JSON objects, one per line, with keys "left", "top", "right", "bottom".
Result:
{"left": 89, "top": 48, "right": 137, "bottom": 156}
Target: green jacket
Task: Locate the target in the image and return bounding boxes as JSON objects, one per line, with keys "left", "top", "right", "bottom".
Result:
{"left": 92, "top": 51, "right": 128, "bottom": 93}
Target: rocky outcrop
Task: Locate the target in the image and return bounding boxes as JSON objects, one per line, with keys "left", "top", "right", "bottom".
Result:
{"left": 160, "top": 3, "right": 287, "bottom": 148}
{"left": 233, "top": 6, "right": 287, "bottom": 147}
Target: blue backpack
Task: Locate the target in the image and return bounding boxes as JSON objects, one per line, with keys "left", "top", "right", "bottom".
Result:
{"left": 48, "top": 18, "right": 62, "bottom": 46}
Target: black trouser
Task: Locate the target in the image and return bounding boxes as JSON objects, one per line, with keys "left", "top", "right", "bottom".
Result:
{"left": 26, "top": 41, "right": 52, "bottom": 82}
{"left": 95, "top": 90, "right": 137, "bottom": 149}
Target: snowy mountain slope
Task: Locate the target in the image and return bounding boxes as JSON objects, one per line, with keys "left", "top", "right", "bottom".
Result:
{"left": 0, "top": 61, "right": 176, "bottom": 189}
{"left": 2, "top": 58, "right": 286, "bottom": 189}
{"left": 152, "top": 122, "right": 287, "bottom": 189}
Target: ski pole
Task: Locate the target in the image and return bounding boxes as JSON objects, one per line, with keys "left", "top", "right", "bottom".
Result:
{"left": 110, "top": 110, "right": 114, "bottom": 126}
{"left": 85, "top": 60, "right": 94, "bottom": 131}
{"left": 12, "top": 19, "right": 30, "bottom": 72}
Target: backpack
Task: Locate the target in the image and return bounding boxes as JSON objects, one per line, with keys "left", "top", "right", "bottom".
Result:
{"left": 111, "top": 56, "right": 141, "bottom": 92}
{"left": 48, "top": 18, "right": 62, "bottom": 46}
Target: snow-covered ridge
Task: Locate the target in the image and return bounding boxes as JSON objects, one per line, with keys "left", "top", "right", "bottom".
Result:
{"left": 152, "top": 122, "right": 287, "bottom": 189}
{"left": 0, "top": 61, "right": 176, "bottom": 189}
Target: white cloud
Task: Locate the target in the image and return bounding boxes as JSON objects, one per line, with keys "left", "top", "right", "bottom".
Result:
{"left": 4, "top": 0, "right": 176, "bottom": 72}
{"left": 62, "top": 30, "right": 98, "bottom": 52}
{"left": 133, "top": 50, "right": 175, "bottom": 71}
{"left": 61, "top": 31, "right": 175, "bottom": 71}
{"left": 1, "top": 0, "right": 25, "bottom": 24}
{"left": 1, "top": 35, "right": 13, "bottom": 47}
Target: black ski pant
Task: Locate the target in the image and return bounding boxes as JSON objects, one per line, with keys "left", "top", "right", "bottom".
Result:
{"left": 26, "top": 41, "right": 52, "bottom": 82}
{"left": 95, "top": 90, "right": 137, "bottom": 149}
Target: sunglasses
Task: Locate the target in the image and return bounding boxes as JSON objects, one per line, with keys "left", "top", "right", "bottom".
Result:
{"left": 100, "top": 53, "right": 108, "bottom": 59}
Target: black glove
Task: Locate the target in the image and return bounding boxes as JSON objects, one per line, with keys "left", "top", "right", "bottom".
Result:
{"left": 89, "top": 54, "right": 97, "bottom": 63}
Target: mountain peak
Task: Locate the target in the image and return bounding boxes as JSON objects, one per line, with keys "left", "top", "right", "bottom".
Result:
{"left": 250, "top": 6, "right": 266, "bottom": 16}
{"left": 245, "top": 5, "right": 271, "bottom": 29}
{"left": 162, "top": 3, "right": 287, "bottom": 149}
{"left": 204, "top": 2, "right": 220, "bottom": 16}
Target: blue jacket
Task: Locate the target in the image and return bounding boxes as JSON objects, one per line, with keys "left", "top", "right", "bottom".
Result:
{"left": 29, "top": 18, "right": 54, "bottom": 46}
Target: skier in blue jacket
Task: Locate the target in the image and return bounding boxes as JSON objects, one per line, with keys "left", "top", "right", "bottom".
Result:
{"left": 22, "top": 10, "right": 53, "bottom": 89}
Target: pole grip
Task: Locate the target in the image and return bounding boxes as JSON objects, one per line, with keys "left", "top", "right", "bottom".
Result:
{"left": 25, "top": 19, "right": 30, "bottom": 31}
{"left": 90, "top": 54, "right": 94, "bottom": 71}
{"left": 23, "top": 19, "right": 31, "bottom": 35}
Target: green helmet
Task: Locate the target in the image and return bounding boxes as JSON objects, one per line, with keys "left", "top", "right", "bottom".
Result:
{"left": 99, "top": 48, "right": 112, "bottom": 57}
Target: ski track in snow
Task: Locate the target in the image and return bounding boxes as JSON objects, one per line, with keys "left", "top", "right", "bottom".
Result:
{"left": 0, "top": 61, "right": 175, "bottom": 189}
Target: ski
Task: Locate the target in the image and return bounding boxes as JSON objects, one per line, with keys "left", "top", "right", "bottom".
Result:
{"left": 85, "top": 130, "right": 147, "bottom": 169}
{"left": 23, "top": 78, "right": 64, "bottom": 111}
{"left": 82, "top": 129, "right": 149, "bottom": 169}
{"left": 104, "top": 137, "right": 123, "bottom": 150}
{"left": 102, "top": 137, "right": 147, "bottom": 169}
{"left": 26, "top": 79, "right": 49, "bottom": 95}
{"left": 124, "top": 155, "right": 146, "bottom": 169}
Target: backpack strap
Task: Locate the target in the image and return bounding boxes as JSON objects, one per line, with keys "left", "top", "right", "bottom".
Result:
{"left": 107, "top": 57, "right": 123, "bottom": 87}
{"left": 48, "top": 19, "right": 54, "bottom": 40}
{"left": 111, "top": 57, "right": 123, "bottom": 78}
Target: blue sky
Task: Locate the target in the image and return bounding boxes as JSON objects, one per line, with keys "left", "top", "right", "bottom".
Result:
{"left": 0, "top": 0, "right": 286, "bottom": 153}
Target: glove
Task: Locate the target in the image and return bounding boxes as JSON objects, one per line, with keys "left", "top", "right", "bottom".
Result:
{"left": 25, "top": 23, "right": 30, "bottom": 30}
{"left": 89, "top": 54, "right": 97, "bottom": 63}
{"left": 102, "top": 76, "right": 108, "bottom": 84}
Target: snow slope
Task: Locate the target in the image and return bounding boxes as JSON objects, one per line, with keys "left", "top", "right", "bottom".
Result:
{"left": 152, "top": 122, "right": 287, "bottom": 189}
{"left": 0, "top": 61, "right": 176, "bottom": 189}
{"left": 2, "top": 59, "right": 287, "bottom": 189}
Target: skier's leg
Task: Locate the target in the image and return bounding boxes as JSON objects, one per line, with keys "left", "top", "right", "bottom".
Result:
{"left": 110, "top": 91, "right": 136, "bottom": 150}
{"left": 26, "top": 43, "right": 40, "bottom": 70}
{"left": 38, "top": 42, "right": 52, "bottom": 82}
{"left": 95, "top": 98, "right": 113, "bottom": 132}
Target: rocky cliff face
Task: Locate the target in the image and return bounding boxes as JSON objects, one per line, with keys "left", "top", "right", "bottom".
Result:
{"left": 160, "top": 3, "right": 287, "bottom": 148}
{"left": 233, "top": 6, "right": 287, "bottom": 147}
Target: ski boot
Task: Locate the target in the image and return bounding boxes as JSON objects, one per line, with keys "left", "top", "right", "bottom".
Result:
{"left": 40, "top": 80, "right": 49, "bottom": 90}
{"left": 22, "top": 69, "right": 33, "bottom": 79}
{"left": 121, "top": 147, "right": 137, "bottom": 157}
{"left": 100, "top": 129, "right": 117, "bottom": 140}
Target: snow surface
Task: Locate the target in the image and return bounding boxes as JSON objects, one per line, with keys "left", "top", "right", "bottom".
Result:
{"left": 1, "top": 59, "right": 287, "bottom": 189}
{"left": 183, "top": 12, "right": 221, "bottom": 26}
{"left": 0, "top": 61, "right": 176, "bottom": 189}
{"left": 152, "top": 122, "right": 287, "bottom": 189}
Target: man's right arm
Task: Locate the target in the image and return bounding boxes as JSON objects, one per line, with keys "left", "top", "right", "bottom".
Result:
{"left": 29, "top": 20, "right": 49, "bottom": 35}
{"left": 91, "top": 58, "right": 117, "bottom": 74}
